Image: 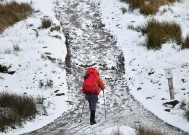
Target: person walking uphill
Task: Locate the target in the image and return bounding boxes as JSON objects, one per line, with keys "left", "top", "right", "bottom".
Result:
{"left": 82, "top": 67, "right": 105, "bottom": 125}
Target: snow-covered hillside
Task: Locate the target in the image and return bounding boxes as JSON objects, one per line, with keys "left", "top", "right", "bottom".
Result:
{"left": 0, "top": 0, "right": 68, "bottom": 134}
{"left": 98, "top": 0, "right": 189, "bottom": 132}
{"left": 0, "top": 0, "right": 189, "bottom": 134}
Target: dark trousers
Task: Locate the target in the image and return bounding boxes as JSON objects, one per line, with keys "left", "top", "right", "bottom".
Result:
{"left": 85, "top": 94, "right": 98, "bottom": 111}
{"left": 85, "top": 94, "right": 98, "bottom": 124}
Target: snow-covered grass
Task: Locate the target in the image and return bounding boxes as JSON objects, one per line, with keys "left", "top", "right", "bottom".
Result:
{"left": 0, "top": 0, "right": 68, "bottom": 134}
{"left": 98, "top": 0, "right": 189, "bottom": 133}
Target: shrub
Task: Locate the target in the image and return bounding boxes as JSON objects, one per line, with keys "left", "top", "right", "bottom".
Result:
{"left": 140, "top": 20, "right": 182, "bottom": 50}
{"left": 39, "top": 79, "right": 54, "bottom": 89}
{"left": 0, "top": 65, "right": 9, "bottom": 73}
{"left": 121, "top": 7, "right": 127, "bottom": 14}
{"left": 182, "top": 36, "right": 189, "bottom": 49}
{"left": 41, "top": 19, "right": 52, "bottom": 29}
{"left": 0, "top": 1, "right": 33, "bottom": 32}
{"left": 136, "top": 125, "right": 164, "bottom": 135}
{"left": 0, "top": 92, "right": 38, "bottom": 132}
{"left": 121, "top": 0, "right": 177, "bottom": 15}
{"left": 13, "top": 44, "right": 21, "bottom": 52}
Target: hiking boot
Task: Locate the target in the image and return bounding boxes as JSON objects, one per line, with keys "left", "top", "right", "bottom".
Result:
{"left": 90, "top": 120, "right": 96, "bottom": 125}
{"left": 90, "top": 110, "right": 96, "bottom": 125}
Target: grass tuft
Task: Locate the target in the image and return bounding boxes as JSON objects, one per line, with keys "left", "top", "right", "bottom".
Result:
{"left": 39, "top": 79, "right": 54, "bottom": 89}
{"left": 136, "top": 125, "right": 164, "bottom": 135}
{"left": 121, "top": 7, "right": 127, "bottom": 14}
{"left": 121, "top": 0, "right": 177, "bottom": 15}
{"left": 13, "top": 44, "right": 21, "bottom": 52}
{"left": 0, "top": 92, "right": 38, "bottom": 132}
{"left": 182, "top": 36, "right": 189, "bottom": 49}
{"left": 0, "top": 1, "right": 33, "bottom": 32}
{"left": 41, "top": 19, "right": 52, "bottom": 29}
{"left": 0, "top": 65, "right": 9, "bottom": 73}
{"left": 139, "top": 20, "right": 182, "bottom": 50}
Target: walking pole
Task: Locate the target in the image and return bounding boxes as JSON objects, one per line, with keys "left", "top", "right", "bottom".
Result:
{"left": 80, "top": 94, "right": 86, "bottom": 123}
{"left": 103, "top": 90, "right": 107, "bottom": 119}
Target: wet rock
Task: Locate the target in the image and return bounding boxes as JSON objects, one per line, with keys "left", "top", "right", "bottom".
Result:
{"left": 54, "top": 90, "right": 59, "bottom": 93}
{"left": 137, "top": 87, "right": 142, "bottom": 91}
{"left": 5, "top": 71, "right": 16, "bottom": 75}
{"left": 56, "top": 93, "right": 65, "bottom": 96}
{"left": 164, "top": 109, "right": 171, "bottom": 112}
{"left": 47, "top": 56, "right": 56, "bottom": 62}
{"left": 163, "top": 100, "right": 179, "bottom": 108}
{"left": 148, "top": 71, "right": 154, "bottom": 75}
{"left": 146, "top": 97, "right": 152, "bottom": 100}
{"left": 181, "top": 79, "right": 186, "bottom": 83}
{"left": 50, "top": 25, "right": 61, "bottom": 32}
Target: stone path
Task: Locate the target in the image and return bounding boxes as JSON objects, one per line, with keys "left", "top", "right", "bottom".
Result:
{"left": 23, "top": 0, "right": 189, "bottom": 134}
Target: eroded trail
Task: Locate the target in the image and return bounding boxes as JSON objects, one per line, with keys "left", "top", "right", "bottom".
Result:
{"left": 24, "top": 0, "right": 188, "bottom": 134}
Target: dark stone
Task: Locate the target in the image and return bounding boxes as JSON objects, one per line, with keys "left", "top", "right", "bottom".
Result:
{"left": 164, "top": 109, "right": 171, "bottom": 112}
{"left": 148, "top": 71, "right": 154, "bottom": 76}
{"left": 54, "top": 90, "right": 59, "bottom": 93}
{"left": 146, "top": 97, "right": 152, "bottom": 100}
{"left": 137, "top": 87, "right": 142, "bottom": 91}
{"left": 47, "top": 56, "right": 56, "bottom": 62}
{"left": 7, "top": 71, "right": 16, "bottom": 75}
{"left": 56, "top": 93, "right": 65, "bottom": 96}
{"left": 163, "top": 100, "right": 179, "bottom": 108}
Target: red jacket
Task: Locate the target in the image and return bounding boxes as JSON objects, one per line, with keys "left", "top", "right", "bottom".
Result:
{"left": 82, "top": 68, "right": 105, "bottom": 95}
{"left": 96, "top": 76, "right": 105, "bottom": 91}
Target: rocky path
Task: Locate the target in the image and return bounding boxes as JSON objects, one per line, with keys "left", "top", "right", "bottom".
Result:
{"left": 24, "top": 0, "right": 189, "bottom": 134}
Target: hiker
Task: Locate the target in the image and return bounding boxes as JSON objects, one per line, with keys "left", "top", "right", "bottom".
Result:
{"left": 82, "top": 67, "right": 105, "bottom": 125}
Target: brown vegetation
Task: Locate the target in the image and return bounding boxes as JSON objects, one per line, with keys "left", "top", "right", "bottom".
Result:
{"left": 136, "top": 126, "right": 164, "bottom": 135}
{"left": 120, "top": 0, "right": 177, "bottom": 15}
{"left": 0, "top": 1, "right": 33, "bottom": 32}
{"left": 137, "top": 20, "right": 182, "bottom": 50}
{"left": 0, "top": 92, "right": 38, "bottom": 132}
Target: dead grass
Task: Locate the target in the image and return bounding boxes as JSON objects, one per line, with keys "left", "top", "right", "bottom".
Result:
{"left": 0, "top": 1, "right": 33, "bottom": 32}
{"left": 0, "top": 92, "right": 38, "bottom": 132}
{"left": 121, "top": 0, "right": 177, "bottom": 15}
{"left": 136, "top": 125, "right": 164, "bottom": 135}
{"left": 182, "top": 36, "right": 189, "bottom": 49}
{"left": 140, "top": 20, "right": 182, "bottom": 50}
{"left": 41, "top": 19, "right": 52, "bottom": 29}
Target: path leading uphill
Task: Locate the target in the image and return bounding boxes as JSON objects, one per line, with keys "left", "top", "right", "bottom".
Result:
{"left": 24, "top": 0, "right": 189, "bottom": 134}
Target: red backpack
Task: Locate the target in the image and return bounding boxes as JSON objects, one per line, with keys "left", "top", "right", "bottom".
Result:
{"left": 82, "top": 68, "right": 100, "bottom": 95}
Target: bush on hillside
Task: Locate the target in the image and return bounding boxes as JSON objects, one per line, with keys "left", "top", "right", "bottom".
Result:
{"left": 139, "top": 20, "right": 182, "bottom": 50}
{"left": 41, "top": 19, "right": 52, "bottom": 29}
{"left": 0, "top": 65, "right": 9, "bottom": 73}
{"left": 120, "top": 0, "right": 177, "bottom": 15}
{"left": 136, "top": 125, "right": 164, "bottom": 135}
{"left": 0, "top": 1, "right": 33, "bottom": 32}
{"left": 0, "top": 92, "right": 43, "bottom": 132}
{"left": 182, "top": 36, "right": 189, "bottom": 49}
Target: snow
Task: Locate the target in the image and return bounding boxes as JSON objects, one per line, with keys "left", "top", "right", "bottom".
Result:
{"left": 0, "top": 0, "right": 189, "bottom": 134}
{"left": 0, "top": 0, "right": 68, "bottom": 135}
{"left": 97, "top": 126, "right": 136, "bottom": 135}
{"left": 98, "top": 0, "right": 189, "bottom": 133}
